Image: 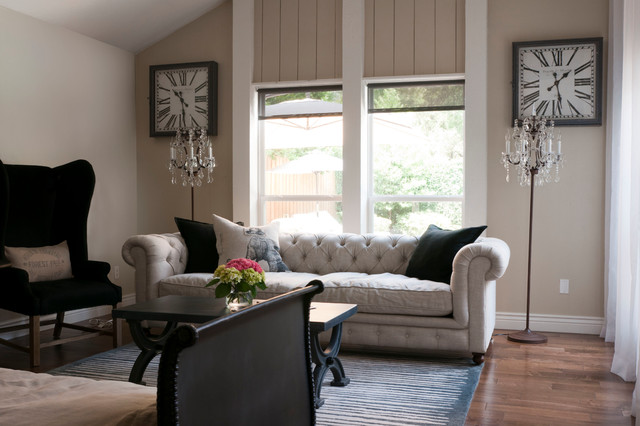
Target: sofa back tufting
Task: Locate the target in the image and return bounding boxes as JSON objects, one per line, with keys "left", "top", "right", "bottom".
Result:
{"left": 278, "top": 233, "right": 420, "bottom": 275}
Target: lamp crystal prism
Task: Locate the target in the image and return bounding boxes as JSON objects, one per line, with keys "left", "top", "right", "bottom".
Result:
{"left": 501, "top": 110, "right": 564, "bottom": 344}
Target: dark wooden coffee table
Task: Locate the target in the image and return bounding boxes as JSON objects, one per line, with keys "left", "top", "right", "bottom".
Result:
{"left": 112, "top": 295, "right": 357, "bottom": 407}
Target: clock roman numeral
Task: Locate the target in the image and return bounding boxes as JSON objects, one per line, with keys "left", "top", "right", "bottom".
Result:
{"left": 552, "top": 50, "right": 563, "bottom": 66}
{"left": 523, "top": 80, "right": 539, "bottom": 89}
{"left": 575, "top": 90, "right": 592, "bottom": 100}
{"left": 157, "top": 106, "right": 171, "bottom": 121}
{"left": 533, "top": 51, "right": 550, "bottom": 67}
{"left": 158, "top": 85, "right": 170, "bottom": 93}
{"left": 195, "top": 81, "right": 207, "bottom": 93}
{"left": 165, "top": 114, "right": 177, "bottom": 129}
{"left": 195, "top": 105, "right": 207, "bottom": 116}
{"left": 166, "top": 73, "right": 178, "bottom": 87}
{"left": 538, "top": 100, "right": 550, "bottom": 116}
{"left": 157, "top": 97, "right": 170, "bottom": 105}
{"left": 522, "top": 91, "right": 539, "bottom": 112}
{"left": 195, "top": 95, "right": 207, "bottom": 103}
{"left": 574, "top": 61, "right": 591, "bottom": 75}
{"left": 567, "top": 100, "right": 581, "bottom": 116}
{"left": 566, "top": 47, "right": 579, "bottom": 66}
{"left": 522, "top": 64, "right": 539, "bottom": 74}
{"left": 189, "top": 70, "right": 198, "bottom": 86}
{"left": 190, "top": 116, "right": 200, "bottom": 127}
{"left": 575, "top": 78, "right": 591, "bottom": 86}
{"left": 178, "top": 71, "right": 187, "bottom": 86}
{"left": 552, "top": 100, "right": 563, "bottom": 115}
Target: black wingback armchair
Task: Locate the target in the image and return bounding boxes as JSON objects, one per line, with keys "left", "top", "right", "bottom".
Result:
{"left": 0, "top": 159, "right": 122, "bottom": 367}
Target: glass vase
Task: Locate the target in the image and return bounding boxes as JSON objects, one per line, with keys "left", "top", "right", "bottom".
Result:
{"left": 225, "top": 291, "right": 253, "bottom": 311}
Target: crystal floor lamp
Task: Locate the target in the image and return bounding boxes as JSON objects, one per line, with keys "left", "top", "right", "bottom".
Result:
{"left": 168, "top": 127, "right": 216, "bottom": 220}
{"left": 501, "top": 111, "right": 564, "bottom": 344}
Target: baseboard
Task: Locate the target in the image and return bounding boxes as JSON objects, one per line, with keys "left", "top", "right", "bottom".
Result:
{"left": 0, "top": 293, "right": 136, "bottom": 340}
{"left": 496, "top": 312, "right": 604, "bottom": 335}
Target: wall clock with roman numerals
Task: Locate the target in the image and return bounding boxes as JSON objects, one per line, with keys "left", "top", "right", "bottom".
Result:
{"left": 149, "top": 61, "right": 218, "bottom": 137}
{"left": 513, "top": 38, "right": 602, "bottom": 126}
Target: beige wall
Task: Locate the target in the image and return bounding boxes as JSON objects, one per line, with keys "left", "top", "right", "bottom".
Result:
{"left": 487, "top": 0, "right": 608, "bottom": 318}
{"left": 0, "top": 7, "right": 137, "bottom": 299}
{"left": 133, "top": 0, "right": 608, "bottom": 321}
{"left": 135, "top": 1, "right": 233, "bottom": 234}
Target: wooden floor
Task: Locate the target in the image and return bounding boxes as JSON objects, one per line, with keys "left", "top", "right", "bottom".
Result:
{"left": 466, "top": 330, "right": 636, "bottom": 425}
{"left": 0, "top": 324, "right": 635, "bottom": 425}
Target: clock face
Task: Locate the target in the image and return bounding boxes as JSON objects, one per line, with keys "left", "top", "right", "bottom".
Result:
{"left": 513, "top": 38, "right": 602, "bottom": 125}
{"left": 149, "top": 61, "right": 218, "bottom": 137}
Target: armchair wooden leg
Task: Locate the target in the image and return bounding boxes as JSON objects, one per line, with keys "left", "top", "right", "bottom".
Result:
{"left": 29, "top": 316, "right": 40, "bottom": 368}
{"left": 53, "top": 312, "right": 64, "bottom": 339}
{"left": 113, "top": 305, "right": 122, "bottom": 348}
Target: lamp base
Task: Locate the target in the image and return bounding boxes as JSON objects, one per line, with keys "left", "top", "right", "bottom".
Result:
{"left": 507, "top": 328, "right": 547, "bottom": 344}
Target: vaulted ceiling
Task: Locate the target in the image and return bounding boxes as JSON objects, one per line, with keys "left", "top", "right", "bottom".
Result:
{"left": 0, "top": 0, "right": 226, "bottom": 53}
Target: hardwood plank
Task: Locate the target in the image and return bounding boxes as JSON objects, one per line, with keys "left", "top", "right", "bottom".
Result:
{"left": 414, "top": 0, "right": 435, "bottom": 74}
{"left": 298, "top": 0, "right": 317, "bottom": 80}
{"left": 316, "top": 0, "right": 336, "bottom": 79}
{"left": 334, "top": 0, "right": 342, "bottom": 78}
{"left": 261, "top": 0, "right": 281, "bottom": 82}
{"left": 279, "top": 0, "right": 299, "bottom": 81}
{"left": 364, "top": 0, "right": 375, "bottom": 77}
{"left": 393, "top": 0, "right": 414, "bottom": 76}
{"left": 434, "top": 0, "right": 456, "bottom": 74}
{"left": 466, "top": 331, "right": 635, "bottom": 425}
{"left": 455, "top": 0, "right": 464, "bottom": 73}
{"left": 373, "top": 0, "right": 394, "bottom": 76}
{"left": 253, "top": 0, "right": 263, "bottom": 82}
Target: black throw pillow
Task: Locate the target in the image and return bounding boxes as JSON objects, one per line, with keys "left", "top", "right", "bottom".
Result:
{"left": 405, "top": 224, "right": 488, "bottom": 284}
{"left": 174, "top": 217, "right": 219, "bottom": 273}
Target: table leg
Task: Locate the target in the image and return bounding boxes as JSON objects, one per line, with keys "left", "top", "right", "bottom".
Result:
{"left": 127, "top": 320, "right": 177, "bottom": 384}
{"left": 310, "top": 322, "right": 351, "bottom": 408}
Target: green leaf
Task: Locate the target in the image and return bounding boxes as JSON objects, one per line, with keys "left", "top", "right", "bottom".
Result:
{"left": 256, "top": 281, "right": 267, "bottom": 290}
{"left": 250, "top": 287, "right": 257, "bottom": 298}
{"left": 205, "top": 277, "right": 221, "bottom": 288}
{"left": 215, "top": 282, "right": 232, "bottom": 298}
{"left": 237, "top": 281, "right": 251, "bottom": 292}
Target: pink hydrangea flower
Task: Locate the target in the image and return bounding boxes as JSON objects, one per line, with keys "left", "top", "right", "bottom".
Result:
{"left": 226, "top": 258, "right": 263, "bottom": 274}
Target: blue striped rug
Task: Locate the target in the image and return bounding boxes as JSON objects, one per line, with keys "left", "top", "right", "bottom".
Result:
{"left": 49, "top": 345, "right": 482, "bottom": 425}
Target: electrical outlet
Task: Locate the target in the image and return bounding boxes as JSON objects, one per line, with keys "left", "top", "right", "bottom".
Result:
{"left": 560, "top": 279, "right": 569, "bottom": 294}
{"left": 114, "top": 266, "right": 120, "bottom": 280}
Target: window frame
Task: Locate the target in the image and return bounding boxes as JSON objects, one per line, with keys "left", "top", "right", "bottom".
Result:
{"left": 366, "top": 79, "right": 466, "bottom": 233}
{"left": 257, "top": 84, "right": 344, "bottom": 227}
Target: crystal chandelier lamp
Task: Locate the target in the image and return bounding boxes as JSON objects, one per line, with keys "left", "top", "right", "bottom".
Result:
{"left": 501, "top": 111, "right": 565, "bottom": 344}
{"left": 168, "top": 127, "right": 216, "bottom": 219}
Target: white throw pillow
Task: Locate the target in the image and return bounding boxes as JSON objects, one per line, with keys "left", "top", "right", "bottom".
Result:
{"left": 4, "top": 241, "right": 74, "bottom": 282}
{"left": 212, "top": 214, "right": 289, "bottom": 272}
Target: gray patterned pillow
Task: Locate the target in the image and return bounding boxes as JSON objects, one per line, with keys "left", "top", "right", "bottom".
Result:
{"left": 212, "top": 214, "right": 289, "bottom": 272}
{"left": 4, "top": 241, "right": 74, "bottom": 282}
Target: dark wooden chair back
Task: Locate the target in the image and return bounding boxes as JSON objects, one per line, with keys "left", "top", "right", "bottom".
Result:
{"left": 157, "top": 281, "right": 323, "bottom": 426}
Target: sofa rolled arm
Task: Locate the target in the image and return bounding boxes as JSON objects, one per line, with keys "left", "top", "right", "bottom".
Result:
{"left": 122, "top": 233, "right": 187, "bottom": 303}
{"left": 455, "top": 237, "right": 510, "bottom": 282}
{"left": 449, "top": 237, "right": 510, "bottom": 354}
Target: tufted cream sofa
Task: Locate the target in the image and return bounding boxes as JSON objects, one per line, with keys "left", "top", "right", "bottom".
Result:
{"left": 122, "top": 232, "right": 510, "bottom": 363}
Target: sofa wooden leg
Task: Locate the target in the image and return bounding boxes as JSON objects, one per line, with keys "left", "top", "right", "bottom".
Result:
{"left": 472, "top": 352, "right": 485, "bottom": 365}
{"left": 29, "top": 316, "right": 40, "bottom": 368}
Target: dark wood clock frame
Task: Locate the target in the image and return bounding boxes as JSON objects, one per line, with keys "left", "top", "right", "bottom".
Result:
{"left": 512, "top": 37, "right": 603, "bottom": 126}
{"left": 149, "top": 61, "right": 218, "bottom": 137}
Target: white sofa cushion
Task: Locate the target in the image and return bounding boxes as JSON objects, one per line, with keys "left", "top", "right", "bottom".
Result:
{"left": 159, "top": 271, "right": 452, "bottom": 317}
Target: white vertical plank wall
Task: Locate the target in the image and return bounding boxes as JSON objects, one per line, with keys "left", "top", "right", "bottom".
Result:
{"left": 253, "top": 0, "right": 464, "bottom": 82}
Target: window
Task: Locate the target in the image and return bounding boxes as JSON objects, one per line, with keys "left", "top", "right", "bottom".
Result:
{"left": 368, "top": 81, "right": 465, "bottom": 235}
{"left": 258, "top": 86, "right": 343, "bottom": 233}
